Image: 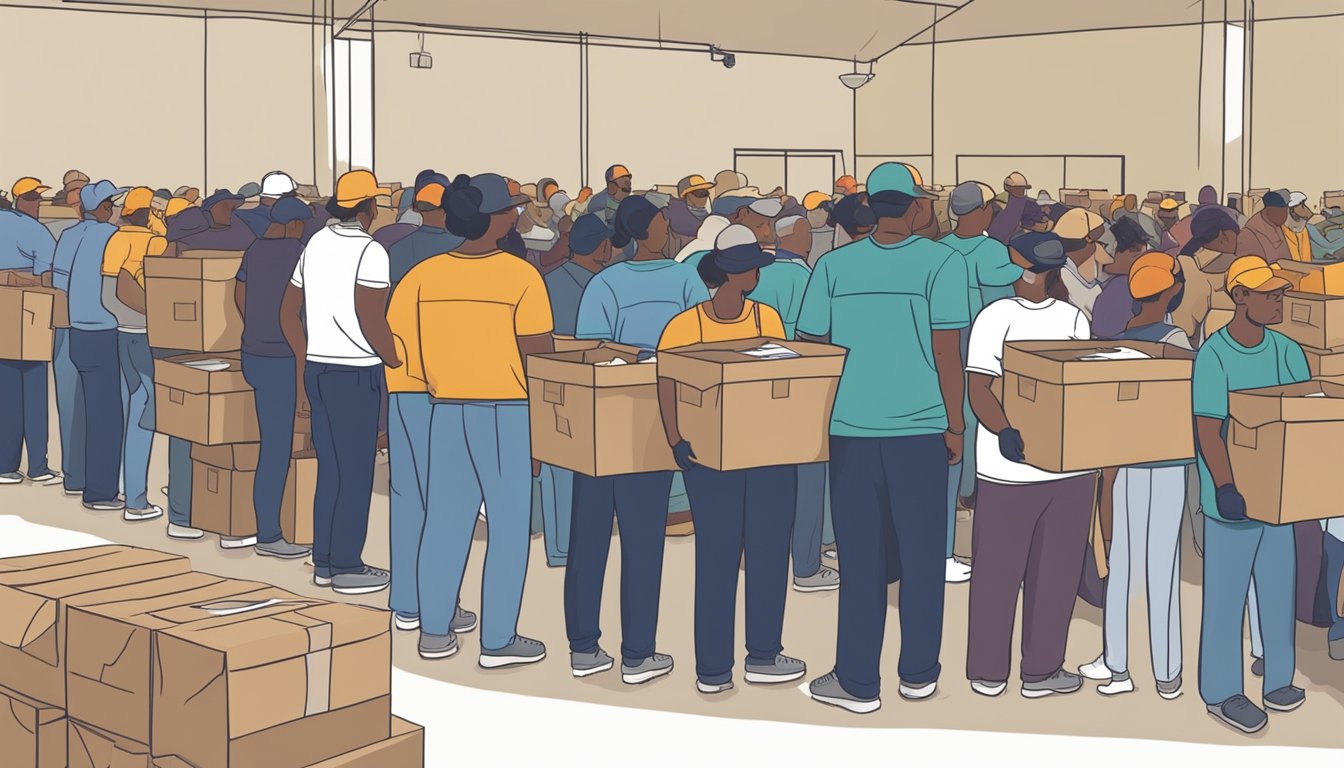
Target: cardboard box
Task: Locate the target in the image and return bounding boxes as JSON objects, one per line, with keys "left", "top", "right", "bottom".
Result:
{"left": 190, "top": 444, "right": 261, "bottom": 538}
{"left": 67, "top": 720, "right": 150, "bottom": 768}
{"left": 1304, "top": 345, "right": 1344, "bottom": 378}
{"left": 527, "top": 343, "right": 677, "bottom": 476}
{"left": 1227, "top": 380, "right": 1344, "bottom": 524}
{"left": 1002, "top": 341, "right": 1195, "bottom": 472}
{"left": 143, "top": 249, "right": 244, "bottom": 352}
{"left": 0, "top": 684, "right": 66, "bottom": 768}
{"left": 154, "top": 353, "right": 259, "bottom": 445}
{"left": 1204, "top": 308, "right": 1234, "bottom": 340}
{"left": 0, "top": 282, "right": 68, "bottom": 362}
{"left": 281, "top": 453, "right": 318, "bottom": 546}
{"left": 1277, "top": 260, "right": 1344, "bottom": 296}
{"left": 0, "top": 546, "right": 190, "bottom": 706}
{"left": 1273, "top": 292, "right": 1344, "bottom": 350}
{"left": 0, "top": 268, "right": 44, "bottom": 287}
{"left": 656, "top": 338, "right": 847, "bottom": 471}
{"left": 551, "top": 334, "right": 596, "bottom": 352}
{"left": 36, "top": 203, "right": 78, "bottom": 220}
{"left": 299, "top": 717, "right": 423, "bottom": 768}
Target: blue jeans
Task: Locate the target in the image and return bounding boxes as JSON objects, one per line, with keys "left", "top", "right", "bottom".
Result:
{"left": 565, "top": 470, "right": 674, "bottom": 665}
{"left": 684, "top": 463, "right": 796, "bottom": 684}
{"left": 242, "top": 353, "right": 296, "bottom": 544}
{"left": 793, "top": 462, "right": 827, "bottom": 578}
{"left": 147, "top": 346, "right": 192, "bottom": 525}
{"left": 387, "top": 392, "right": 433, "bottom": 618}
{"left": 69, "top": 329, "right": 122, "bottom": 503}
{"left": 1322, "top": 530, "right": 1344, "bottom": 644}
{"left": 306, "top": 362, "right": 382, "bottom": 579}
{"left": 117, "top": 333, "right": 155, "bottom": 510}
{"left": 53, "top": 328, "right": 85, "bottom": 490}
{"left": 424, "top": 401, "right": 531, "bottom": 649}
{"left": 0, "top": 360, "right": 50, "bottom": 477}
{"left": 539, "top": 464, "right": 573, "bottom": 567}
{"left": 830, "top": 434, "right": 948, "bottom": 698}
{"left": 1198, "top": 517, "right": 1296, "bottom": 705}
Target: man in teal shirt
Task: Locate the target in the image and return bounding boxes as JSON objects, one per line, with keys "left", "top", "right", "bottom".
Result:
{"left": 798, "top": 163, "right": 969, "bottom": 713}
{"left": 1193, "top": 255, "right": 1308, "bottom": 734}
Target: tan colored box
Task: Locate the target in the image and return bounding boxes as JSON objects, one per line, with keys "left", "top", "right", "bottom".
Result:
{"left": 1227, "top": 380, "right": 1344, "bottom": 524}
{"left": 0, "top": 684, "right": 65, "bottom": 768}
{"left": 953, "top": 508, "right": 973, "bottom": 561}
{"left": 282, "top": 453, "right": 318, "bottom": 546}
{"left": 154, "top": 353, "right": 259, "bottom": 445}
{"left": 1002, "top": 341, "right": 1194, "bottom": 472}
{"left": 551, "top": 334, "right": 597, "bottom": 352}
{"left": 67, "top": 720, "right": 151, "bottom": 768}
{"left": 1204, "top": 308, "right": 1234, "bottom": 339}
{"left": 0, "top": 283, "right": 68, "bottom": 362}
{"left": 0, "top": 546, "right": 190, "bottom": 706}
{"left": 299, "top": 716, "right": 424, "bottom": 768}
{"left": 36, "top": 203, "right": 78, "bottom": 220}
{"left": 1303, "top": 345, "right": 1344, "bottom": 378}
{"left": 1273, "top": 292, "right": 1344, "bottom": 350}
{"left": 143, "top": 249, "right": 244, "bottom": 352}
{"left": 0, "top": 269, "right": 44, "bottom": 287}
{"left": 190, "top": 444, "right": 261, "bottom": 539}
{"left": 527, "top": 343, "right": 676, "bottom": 476}
{"left": 657, "top": 338, "right": 847, "bottom": 471}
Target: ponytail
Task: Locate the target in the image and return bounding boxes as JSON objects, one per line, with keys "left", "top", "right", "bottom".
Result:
{"left": 443, "top": 174, "right": 491, "bottom": 240}
{"left": 697, "top": 250, "right": 728, "bottom": 289}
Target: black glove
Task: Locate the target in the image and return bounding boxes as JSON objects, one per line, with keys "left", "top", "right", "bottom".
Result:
{"left": 998, "top": 427, "right": 1026, "bottom": 463}
{"left": 672, "top": 440, "right": 698, "bottom": 472}
{"left": 1216, "top": 484, "right": 1248, "bottom": 521}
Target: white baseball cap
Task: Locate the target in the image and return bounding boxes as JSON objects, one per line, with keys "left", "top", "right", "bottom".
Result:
{"left": 260, "top": 171, "right": 298, "bottom": 198}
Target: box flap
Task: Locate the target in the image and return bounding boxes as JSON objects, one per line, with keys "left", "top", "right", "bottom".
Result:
{"left": 1004, "top": 340, "right": 1192, "bottom": 385}
{"left": 144, "top": 250, "right": 243, "bottom": 281}
{"left": 528, "top": 344, "right": 654, "bottom": 388}
{"left": 1228, "top": 380, "right": 1344, "bottom": 428}
{"left": 160, "top": 600, "right": 387, "bottom": 671}
{"left": 658, "top": 337, "right": 846, "bottom": 391}
{"left": 153, "top": 352, "right": 248, "bottom": 394}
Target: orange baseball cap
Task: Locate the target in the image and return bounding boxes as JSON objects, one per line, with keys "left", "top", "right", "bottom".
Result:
{"left": 834, "top": 175, "right": 858, "bottom": 194}
{"left": 1226, "top": 255, "right": 1292, "bottom": 293}
{"left": 11, "top": 177, "right": 50, "bottom": 198}
{"left": 803, "top": 191, "right": 831, "bottom": 210}
{"left": 414, "top": 182, "right": 446, "bottom": 207}
{"left": 334, "top": 169, "right": 392, "bottom": 206}
{"left": 121, "top": 187, "right": 155, "bottom": 216}
{"left": 1128, "top": 252, "right": 1181, "bottom": 299}
{"left": 605, "top": 165, "right": 631, "bottom": 183}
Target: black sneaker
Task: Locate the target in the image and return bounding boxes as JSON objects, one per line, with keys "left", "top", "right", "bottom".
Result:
{"left": 1264, "top": 685, "right": 1305, "bottom": 713}
{"left": 1207, "top": 694, "right": 1267, "bottom": 733}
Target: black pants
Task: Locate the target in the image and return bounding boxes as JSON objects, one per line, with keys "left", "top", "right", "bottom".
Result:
{"left": 68, "top": 329, "right": 123, "bottom": 504}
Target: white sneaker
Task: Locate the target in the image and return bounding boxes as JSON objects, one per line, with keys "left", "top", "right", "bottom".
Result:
{"left": 945, "top": 557, "right": 971, "bottom": 583}
{"left": 63, "top": 488, "right": 82, "bottom": 497}
{"left": 220, "top": 535, "right": 258, "bottom": 549}
{"left": 167, "top": 523, "right": 205, "bottom": 539}
{"left": 27, "top": 471, "right": 62, "bottom": 486}
{"left": 971, "top": 680, "right": 1007, "bottom": 697}
{"left": 1078, "top": 653, "right": 1110, "bottom": 681}
{"left": 899, "top": 680, "right": 937, "bottom": 700}
{"left": 313, "top": 575, "right": 333, "bottom": 587}
{"left": 124, "top": 505, "right": 164, "bottom": 522}
{"left": 394, "top": 613, "right": 421, "bottom": 631}
{"left": 1097, "top": 676, "right": 1135, "bottom": 697}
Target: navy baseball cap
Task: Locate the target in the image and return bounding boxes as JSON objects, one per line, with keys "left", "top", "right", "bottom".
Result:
{"left": 569, "top": 213, "right": 614, "bottom": 255}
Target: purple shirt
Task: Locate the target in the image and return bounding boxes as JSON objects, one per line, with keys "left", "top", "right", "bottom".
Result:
{"left": 372, "top": 222, "right": 417, "bottom": 250}
{"left": 235, "top": 237, "right": 303, "bottom": 357}
{"left": 177, "top": 213, "right": 257, "bottom": 251}
{"left": 988, "top": 195, "right": 1029, "bottom": 244}
{"left": 1090, "top": 276, "right": 1134, "bottom": 340}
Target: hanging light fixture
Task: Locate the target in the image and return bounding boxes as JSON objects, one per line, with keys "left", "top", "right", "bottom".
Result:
{"left": 409, "top": 33, "right": 433, "bottom": 69}
{"left": 839, "top": 59, "right": 874, "bottom": 89}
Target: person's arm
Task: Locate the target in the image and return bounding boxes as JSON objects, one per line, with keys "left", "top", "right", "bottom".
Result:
{"left": 116, "top": 269, "right": 146, "bottom": 314}
{"left": 354, "top": 285, "right": 400, "bottom": 368}
{"left": 658, "top": 377, "right": 682, "bottom": 448}
{"left": 280, "top": 283, "right": 308, "bottom": 416}
{"left": 968, "top": 372, "right": 1010, "bottom": 435}
{"left": 1196, "top": 416, "right": 1234, "bottom": 489}
{"left": 234, "top": 281, "right": 246, "bottom": 317}
{"left": 29, "top": 222, "right": 56, "bottom": 277}
{"left": 794, "top": 258, "right": 832, "bottom": 344}
{"left": 518, "top": 331, "right": 554, "bottom": 477}
{"left": 574, "top": 277, "right": 616, "bottom": 341}
{"left": 933, "top": 329, "right": 965, "bottom": 464}
{"left": 1098, "top": 466, "right": 1119, "bottom": 545}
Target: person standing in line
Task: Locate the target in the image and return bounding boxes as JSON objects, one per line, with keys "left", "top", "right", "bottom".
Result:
{"left": 281, "top": 169, "right": 401, "bottom": 595}
{"left": 1236, "top": 191, "right": 1292, "bottom": 264}
{"left": 1054, "top": 208, "right": 1111, "bottom": 320}
{"left": 387, "top": 173, "right": 551, "bottom": 666}
{"left": 1088, "top": 217, "right": 1154, "bottom": 340}
{"left": 1172, "top": 208, "right": 1241, "bottom": 344}
{"left": 986, "top": 172, "right": 1032, "bottom": 244}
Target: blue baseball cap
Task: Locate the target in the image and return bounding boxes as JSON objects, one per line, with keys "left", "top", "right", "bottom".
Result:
{"left": 271, "top": 196, "right": 313, "bottom": 224}
{"left": 79, "top": 180, "right": 128, "bottom": 211}
{"left": 866, "top": 162, "right": 935, "bottom": 199}
{"left": 201, "top": 188, "right": 244, "bottom": 211}
{"left": 569, "top": 213, "right": 614, "bottom": 255}
{"left": 711, "top": 195, "right": 755, "bottom": 217}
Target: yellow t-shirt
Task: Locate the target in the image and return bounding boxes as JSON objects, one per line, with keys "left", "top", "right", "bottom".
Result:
{"left": 657, "top": 300, "right": 786, "bottom": 350}
{"left": 102, "top": 225, "right": 167, "bottom": 286}
{"left": 388, "top": 250, "right": 553, "bottom": 400}
{"left": 1284, "top": 225, "right": 1312, "bottom": 262}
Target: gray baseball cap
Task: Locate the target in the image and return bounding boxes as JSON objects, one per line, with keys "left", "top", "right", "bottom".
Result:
{"left": 470, "top": 173, "right": 529, "bottom": 214}
{"left": 950, "top": 181, "right": 997, "bottom": 216}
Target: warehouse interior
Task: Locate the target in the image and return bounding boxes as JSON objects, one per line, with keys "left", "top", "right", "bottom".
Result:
{"left": 4, "top": 0, "right": 1344, "bottom": 764}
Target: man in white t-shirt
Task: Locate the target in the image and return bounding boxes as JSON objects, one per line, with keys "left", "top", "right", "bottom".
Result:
{"left": 282, "top": 169, "right": 402, "bottom": 596}
{"left": 963, "top": 231, "right": 1099, "bottom": 700}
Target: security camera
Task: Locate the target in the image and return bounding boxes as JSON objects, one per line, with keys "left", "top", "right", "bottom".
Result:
{"left": 710, "top": 46, "right": 735, "bottom": 69}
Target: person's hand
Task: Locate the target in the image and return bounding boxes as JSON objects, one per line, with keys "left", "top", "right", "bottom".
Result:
{"left": 558, "top": 216, "right": 574, "bottom": 235}
{"left": 1216, "top": 484, "right": 1248, "bottom": 521}
{"left": 532, "top": 459, "right": 542, "bottom": 478}
{"left": 296, "top": 384, "right": 311, "bottom": 419}
{"left": 672, "top": 440, "right": 697, "bottom": 472}
{"left": 944, "top": 430, "right": 963, "bottom": 465}
{"left": 998, "top": 427, "right": 1026, "bottom": 463}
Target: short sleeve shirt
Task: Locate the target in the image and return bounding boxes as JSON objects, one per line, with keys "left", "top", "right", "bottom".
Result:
{"left": 941, "top": 233, "right": 1022, "bottom": 318}
{"left": 291, "top": 222, "right": 390, "bottom": 367}
{"left": 658, "top": 300, "right": 786, "bottom": 349}
{"left": 236, "top": 237, "right": 304, "bottom": 357}
{"left": 575, "top": 259, "right": 709, "bottom": 350}
{"left": 748, "top": 256, "right": 811, "bottom": 339}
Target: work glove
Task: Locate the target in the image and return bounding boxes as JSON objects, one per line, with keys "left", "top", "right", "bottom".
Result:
{"left": 1216, "top": 484, "right": 1248, "bottom": 521}
{"left": 672, "top": 440, "right": 698, "bottom": 472}
{"left": 997, "top": 427, "right": 1026, "bottom": 463}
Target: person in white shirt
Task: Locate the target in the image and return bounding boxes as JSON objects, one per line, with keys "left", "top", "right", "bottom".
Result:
{"left": 281, "top": 169, "right": 401, "bottom": 596}
{"left": 1054, "top": 208, "right": 1111, "bottom": 319}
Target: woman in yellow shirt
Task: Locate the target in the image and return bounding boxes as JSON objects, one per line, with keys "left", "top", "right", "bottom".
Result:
{"left": 656, "top": 224, "right": 805, "bottom": 694}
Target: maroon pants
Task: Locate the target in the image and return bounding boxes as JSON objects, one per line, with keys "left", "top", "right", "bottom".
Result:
{"left": 966, "top": 474, "right": 1095, "bottom": 684}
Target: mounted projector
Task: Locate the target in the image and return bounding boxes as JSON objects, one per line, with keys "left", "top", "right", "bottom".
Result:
{"left": 839, "top": 71, "right": 874, "bottom": 89}
{"left": 409, "top": 33, "right": 432, "bottom": 69}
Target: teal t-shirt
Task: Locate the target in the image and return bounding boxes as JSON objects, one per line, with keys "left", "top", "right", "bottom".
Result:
{"left": 749, "top": 257, "right": 811, "bottom": 339}
{"left": 941, "top": 232, "right": 1022, "bottom": 317}
{"left": 797, "top": 234, "right": 970, "bottom": 437}
{"left": 1193, "top": 327, "right": 1309, "bottom": 522}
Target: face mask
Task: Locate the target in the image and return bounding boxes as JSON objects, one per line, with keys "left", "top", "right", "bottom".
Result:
{"left": 499, "top": 228, "right": 526, "bottom": 257}
{"left": 1020, "top": 270, "right": 1039, "bottom": 285}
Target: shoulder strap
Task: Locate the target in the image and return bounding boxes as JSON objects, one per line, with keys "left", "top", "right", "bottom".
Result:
{"left": 752, "top": 301, "right": 761, "bottom": 335}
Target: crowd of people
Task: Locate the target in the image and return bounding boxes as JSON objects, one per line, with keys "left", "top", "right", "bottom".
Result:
{"left": 1, "top": 159, "right": 1341, "bottom": 736}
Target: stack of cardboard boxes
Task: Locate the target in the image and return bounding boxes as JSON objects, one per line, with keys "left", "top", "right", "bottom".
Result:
{"left": 1273, "top": 262, "right": 1344, "bottom": 383}
{"left": 0, "top": 545, "right": 423, "bottom": 768}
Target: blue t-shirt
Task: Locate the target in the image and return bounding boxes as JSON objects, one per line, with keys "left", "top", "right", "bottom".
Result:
{"left": 236, "top": 237, "right": 304, "bottom": 357}
{"left": 749, "top": 254, "right": 811, "bottom": 340}
{"left": 0, "top": 209, "right": 56, "bottom": 272}
{"left": 941, "top": 233, "right": 1021, "bottom": 318}
{"left": 388, "top": 226, "right": 465, "bottom": 290}
{"left": 575, "top": 259, "right": 709, "bottom": 350}
{"left": 1193, "top": 327, "right": 1309, "bottom": 522}
{"left": 52, "top": 218, "right": 118, "bottom": 332}
{"left": 797, "top": 234, "right": 970, "bottom": 437}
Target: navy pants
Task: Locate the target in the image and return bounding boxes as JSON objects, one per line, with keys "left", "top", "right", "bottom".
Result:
{"left": 306, "top": 362, "right": 381, "bottom": 578}
{"left": 565, "top": 470, "right": 674, "bottom": 666}
{"left": 684, "top": 463, "right": 796, "bottom": 685}
{"left": 0, "top": 360, "right": 50, "bottom": 478}
{"left": 830, "top": 434, "right": 948, "bottom": 698}
{"left": 243, "top": 353, "right": 297, "bottom": 544}
{"left": 68, "top": 330, "right": 123, "bottom": 504}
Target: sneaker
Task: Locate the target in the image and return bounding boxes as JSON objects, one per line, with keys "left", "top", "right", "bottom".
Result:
{"left": 1097, "top": 671, "right": 1135, "bottom": 697}
{"left": 452, "top": 605, "right": 478, "bottom": 634}
{"left": 822, "top": 548, "right": 838, "bottom": 560}
{"left": 621, "top": 653, "right": 674, "bottom": 685}
{"left": 1157, "top": 675, "right": 1183, "bottom": 700}
{"left": 63, "top": 487, "right": 83, "bottom": 497}
{"left": 1207, "top": 694, "right": 1267, "bottom": 733}
{"left": 331, "top": 566, "right": 391, "bottom": 595}
{"left": 255, "top": 540, "right": 311, "bottom": 559}
{"left": 1331, "top": 636, "right": 1344, "bottom": 662}
{"left": 744, "top": 654, "right": 807, "bottom": 684}
{"left": 945, "top": 557, "right": 971, "bottom": 584}
{"left": 1264, "top": 685, "right": 1306, "bottom": 713}
{"left": 220, "top": 535, "right": 258, "bottom": 550}
{"left": 83, "top": 499, "right": 125, "bottom": 512}
{"left": 793, "top": 566, "right": 840, "bottom": 593}
{"left": 971, "top": 679, "right": 1007, "bottom": 697}
{"left": 0, "top": 472, "right": 23, "bottom": 485}
{"left": 571, "top": 647, "right": 615, "bottom": 678}
{"left": 313, "top": 575, "right": 332, "bottom": 588}
{"left": 1021, "top": 669, "right": 1083, "bottom": 699}
{"left": 697, "top": 678, "right": 734, "bottom": 694}
{"left": 418, "top": 632, "right": 459, "bottom": 660}
{"left": 479, "top": 635, "right": 546, "bottom": 669}
{"left": 27, "top": 471, "right": 62, "bottom": 486}
{"left": 899, "top": 680, "right": 938, "bottom": 700}
{"left": 394, "top": 613, "right": 420, "bottom": 631}
{"left": 123, "top": 505, "right": 163, "bottom": 522}
{"left": 808, "top": 671, "right": 880, "bottom": 715}
{"left": 1250, "top": 657, "right": 1264, "bottom": 677}
{"left": 166, "top": 523, "right": 204, "bottom": 539}
{"left": 1078, "top": 653, "right": 1110, "bottom": 681}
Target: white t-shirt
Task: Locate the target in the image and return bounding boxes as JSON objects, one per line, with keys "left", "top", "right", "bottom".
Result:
{"left": 290, "top": 221, "right": 390, "bottom": 367}
{"left": 966, "top": 296, "right": 1093, "bottom": 485}
{"left": 1059, "top": 259, "right": 1104, "bottom": 320}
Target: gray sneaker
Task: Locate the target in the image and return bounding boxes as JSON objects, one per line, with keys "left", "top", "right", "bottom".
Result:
{"left": 452, "top": 605, "right": 478, "bottom": 634}
{"left": 331, "top": 566, "right": 391, "bottom": 595}
{"left": 84, "top": 499, "right": 125, "bottom": 512}
{"left": 1208, "top": 694, "right": 1267, "bottom": 733}
{"left": 793, "top": 566, "right": 840, "bottom": 593}
{"left": 1250, "top": 657, "right": 1264, "bottom": 677}
{"left": 418, "top": 632, "right": 458, "bottom": 660}
{"left": 808, "top": 671, "right": 880, "bottom": 714}
{"left": 571, "top": 647, "right": 615, "bottom": 678}
{"left": 622, "top": 653, "right": 674, "bottom": 685}
{"left": 1021, "top": 668, "right": 1083, "bottom": 699}
{"left": 479, "top": 635, "right": 546, "bottom": 669}
{"left": 256, "top": 540, "right": 312, "bottom": 559}
{"left": 0, "top": 472, "right": 23, "bottom": 485}
{"left": 697, "top": 678, "right": 734, "bottom": 694}
{"left": 744, "top": 654, "right": 807, "bottom": 684}
{"left": 1264, "top": 685, "right": 1306, "bottom": 713}
{"left": 1156, "top": 675, "right": 1183, "bottom": 700}
{"left": 1331, "top": 636, "right": 1344, "bottom": 662}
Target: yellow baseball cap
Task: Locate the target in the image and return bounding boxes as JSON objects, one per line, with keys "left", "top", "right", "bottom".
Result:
{"left": 1226, "top": 256, "right": 1292, "bottom": 293}
{"left": 677, "top": 175, "right": 714, "bottom": 197}
{"left": 1053, "top": 208, "right": 1106, "bottom": 240}
{"left": 803, "top": 191, "right": 831, "bottom": 210}
{"left": 164, "top": 197, "right": 193, "bottom": 218}
{"left": 334, "top": 169, "right": 392, "bottom": 206}
{"left": 121, "top": 187, "right": 155, "bottom": 216}
{"left": 1128, "top": 252, "right": 1181, "bottom": 299}
{"left": 11, "top": 177, "right": 50, "bottom": 198}
{"left": 1158, "top": 198, "right": 1180, "bottom": 211}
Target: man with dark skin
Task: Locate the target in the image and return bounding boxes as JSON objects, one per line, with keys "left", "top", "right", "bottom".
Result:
{"left": 1237, "top": 191, "right": 1291, "bottom": 263}
{"left": 736, "top": 198, "right": 781, "bottom": 246}
{"left": 987, "top": 171, "right": 1032, "bottom": 244}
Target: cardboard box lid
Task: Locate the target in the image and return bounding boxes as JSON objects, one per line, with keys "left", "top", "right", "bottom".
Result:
{"left": 0, "top": 682, "right": 63, "bottom": 723}
{"left": 154, "top": 352, "right": 248, "bottom": 394}
{"left": 0, "top": 269, "right": 43, "bottom": 287}
{"left": 1228, "top": 379, "right": 1344, "bottom": 428}
{"left": 159, "top": 601, "right": 388, "bottom": 671}
{"left": 69, "top": 576, "right": 278, "bottom": 631}
{"left": 0, "top": 283, "right": 70, "bottom": 327}
{"left": 190, "top": 442, "right": 261, "bottom": 471}
{"left": 143, "top": 249, "right": 243, "bottom": 281}
{"left": 657, "top": 337, "right": 847, "bottom": 391}
{"left": 1003, "top": 341, "right": 1192, "bottom": 385}
{"left": 527, "top": 343, "right": 653, "bottom": 387}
